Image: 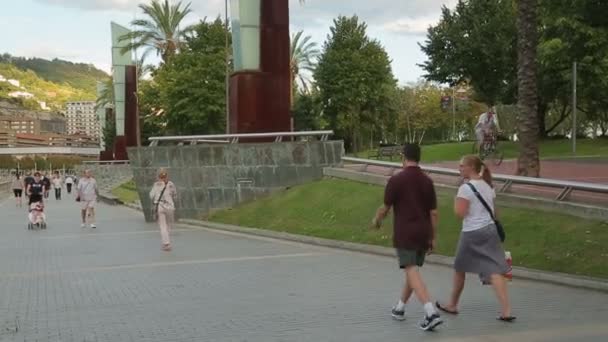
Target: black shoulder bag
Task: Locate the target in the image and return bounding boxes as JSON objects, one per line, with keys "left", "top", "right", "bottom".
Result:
{"left": 466, "top": 183, "right": 506, "bottom": 242}
{"left": 152, "top": 184, "right": 167, "bottom": 221}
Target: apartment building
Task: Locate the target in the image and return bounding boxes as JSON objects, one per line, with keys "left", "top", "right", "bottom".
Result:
{"left": 65, "top": 101, "right": 100, "bottom": 138}
{"left": 0, "top": 115, "right": 38, "bottom": 134}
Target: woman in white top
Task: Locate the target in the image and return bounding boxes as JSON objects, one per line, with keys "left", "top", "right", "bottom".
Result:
{"left": 149, "top": 168, "right": 178, "bottom": 251}
{"left": 436, "top": 155, "right": 514, "bottom": 322}
{"left": 65, "top": 175, "right": 74, "bottom": 194}
{"left": 11, "top": 173, "right": 24, "bottom": 207}
{"left": 52, "top": 172, "right": 63, "bottom": 200}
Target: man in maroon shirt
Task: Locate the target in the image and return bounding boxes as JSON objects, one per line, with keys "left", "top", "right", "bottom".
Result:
{"left": 372, "top": 143, "right": 442, "bottom": 331}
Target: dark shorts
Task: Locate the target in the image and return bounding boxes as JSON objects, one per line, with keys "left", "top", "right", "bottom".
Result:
{"left": 29, "top": 194, "right": 43, "bottom": 205}
{"left": 397, "top": 248, "right": 426, "bottom": 268}
{"left": 13, "top": 189, "right": 23, "bottom": 197}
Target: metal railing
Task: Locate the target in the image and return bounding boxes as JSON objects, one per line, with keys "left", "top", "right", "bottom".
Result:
{"left": 342, "top": 157, "right": 608, "bottom": 201}
{"left": 148, "top": 131, "right": 334, "bottom": 146}
{"left": 82, "top": 160, "right": 130, "bottom": 165}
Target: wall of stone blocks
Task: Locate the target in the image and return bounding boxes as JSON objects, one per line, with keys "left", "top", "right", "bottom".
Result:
{"left": 127, "top": 140, "right": 344, "bottom": 221}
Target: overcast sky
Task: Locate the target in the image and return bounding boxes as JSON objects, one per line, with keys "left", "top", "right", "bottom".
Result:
{"left": 0, "top": 0, "right": 457, "bottom": 84}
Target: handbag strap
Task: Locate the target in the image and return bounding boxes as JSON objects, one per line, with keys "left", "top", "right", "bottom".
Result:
{"left": 154, "top": 184, "right": 168, "bottom": 212}
{"left": 465, "top": 182, "right": 496, "bottom": 220}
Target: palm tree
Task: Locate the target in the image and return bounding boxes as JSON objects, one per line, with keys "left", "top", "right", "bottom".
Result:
{"left": 95, "top": 77, "right": 115, "bottom": 112}
{"left": 119, "top": 0, "right": 193, "bottom": 64}
{"left": 290, "top": 30, "right": 319, "bottom": 100}
{"left": 516, "top": 0, "right": 540, "bottom": 176}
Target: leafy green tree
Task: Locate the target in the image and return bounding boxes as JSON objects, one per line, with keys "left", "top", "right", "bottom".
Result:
{"left": 154, "top": 18, "right": 230, "bottom": 135}
{"left": 419, "top": 0, "right": 517, "bottom": 107}
{"left": 19, "top": 157, "right": 35, "bottom": 170}
{"left": 421, "top": 0, "right": 608, "bottom": 139}
{"left": 138, "top": 79, "right": 166, "bottom": 141}
{"left": 396, "top": 84, "right": 451, "bottom": 144}
{"left": 119, "top": 0, "right": 193, "bottom": 64}
{"left": 292, "top": 89, "right": 325, "bottom": 131}
{"left": 314, "top": 16, "right": 397, "bottom": 152}
{"left": 102, "top": 115, "right": 117, "bottom": 151}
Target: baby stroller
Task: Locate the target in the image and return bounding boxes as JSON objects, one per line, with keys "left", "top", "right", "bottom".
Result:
{"left": 28, "top": 199, "right": 47, "bottom": 230}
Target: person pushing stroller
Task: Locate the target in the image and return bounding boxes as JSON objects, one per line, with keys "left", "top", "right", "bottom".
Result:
{"left": 26, "top": 172, "right": 47, "bottom": 229}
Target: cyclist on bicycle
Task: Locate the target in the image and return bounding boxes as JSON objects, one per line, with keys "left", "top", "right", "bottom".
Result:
{"left": 474, "top": 107, "right": 501, "bottom": 153}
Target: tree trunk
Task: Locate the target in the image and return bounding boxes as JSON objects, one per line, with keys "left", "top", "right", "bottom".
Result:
{"left": 516, "top": 0, "right": 540, "bottom": 177}
{"left": 537, "top": 99, "right": 547, "bottom": 138}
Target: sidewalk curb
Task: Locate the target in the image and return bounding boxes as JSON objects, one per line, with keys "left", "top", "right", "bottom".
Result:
{"left": 113, "top": 200, "right": 608, "bottom": 293}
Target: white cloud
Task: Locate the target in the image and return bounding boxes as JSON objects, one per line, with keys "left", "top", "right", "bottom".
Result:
{"left": 33, "top": 0, "right": 141, "bottom": 11}
{"left": 383, "top": 17, "right": 438, "bottom": 36}
{"left": 34, "top": 0, "right": 225, "bottom": 14}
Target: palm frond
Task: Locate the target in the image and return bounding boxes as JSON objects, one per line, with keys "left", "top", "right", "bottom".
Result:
{"left": 119, "top": 0, "right": 193, "bottom": 63}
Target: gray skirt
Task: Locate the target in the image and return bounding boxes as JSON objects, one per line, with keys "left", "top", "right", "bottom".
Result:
{"left": 454, "top": 224, "right": 508, "bottom": 280}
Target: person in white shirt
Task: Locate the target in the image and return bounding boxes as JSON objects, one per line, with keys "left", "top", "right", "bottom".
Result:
{"left": 76, "top": 169, "right": 98, "bottom": 228}
{"left": 149, "top": 169, "right": 178, "bottom": 251}
{"left": 52, "top": 171, "right": 63, "bottom": 200}
{"left": 65, "top": 175, "right": 74, "bottom": 194}
{"left": 436, "top": 155, "right": 514, "bottom": 322}
{"left": 474, "top": 107, "right": 500, "bottom": 152}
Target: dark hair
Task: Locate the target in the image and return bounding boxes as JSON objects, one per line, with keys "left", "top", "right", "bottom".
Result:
{"left": 15, "top": 173, "right": 20, "bottom": 179}
{"left": 462, "top": 155, "right": 493, "bottom": 187}
{"left": 34, "top": 171, "right": 41, "bottom": 176}
{"left": 402, "top": 143, "right": 421, "bottom": 163}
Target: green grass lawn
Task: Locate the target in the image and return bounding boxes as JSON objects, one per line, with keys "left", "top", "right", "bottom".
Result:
{"left": 209, "top": 178, "right": 608, "bottom": 279}
{"left": 111, "top": 179, "right": 139, "bottom": 204}
{"left": 356, "top": 138, "right": 608, "bottom": 163}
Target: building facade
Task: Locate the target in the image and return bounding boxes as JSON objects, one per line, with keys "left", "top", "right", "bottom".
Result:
{"left": 65, "top": 101, "right": 100, "bottom": 138}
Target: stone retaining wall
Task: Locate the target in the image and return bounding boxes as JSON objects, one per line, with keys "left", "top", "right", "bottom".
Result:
{"left": 128, "top": 141, "right": 344, "bottom": 221}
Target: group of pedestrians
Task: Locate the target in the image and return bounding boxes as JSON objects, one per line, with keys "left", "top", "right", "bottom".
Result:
{"left": 372, "top": 143, "right": 514, "bottom": 332}
{"left": 10, "top": 171, "right": 77, "bottom": 206}
{"left": 9, "top": 169, "right": 97, "bottom": 228}
{"left": 10, "top": 167, "right": 177, "bottom": 248}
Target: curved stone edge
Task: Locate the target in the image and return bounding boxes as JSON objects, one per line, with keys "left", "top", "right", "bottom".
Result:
{"left": 115, "top": 201, "right": 608, "bottom": 293}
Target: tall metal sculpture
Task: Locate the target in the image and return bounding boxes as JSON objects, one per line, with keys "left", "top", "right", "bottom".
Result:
{"left": 229, "top": 0, "right": 291, "bottom": 134}
{"left": 110, "top": 22, "right": 139, "bottom": 160}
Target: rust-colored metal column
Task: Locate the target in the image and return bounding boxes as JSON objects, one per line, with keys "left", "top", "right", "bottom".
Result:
{"left": 229, "top": 0, "right": 291, "bottom": 135}
{"left": 125, "top": 65, "right": 140, "bottom": 147}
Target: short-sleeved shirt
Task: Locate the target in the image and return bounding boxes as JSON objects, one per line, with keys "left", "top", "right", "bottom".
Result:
{"left": 52, "top": 177, "right": 63, "bottom": 188}
{"left": 65, "top": 177, "right": 74, "bottom": 184}
{"left": 29, "top": 180, "right": 44, "bottom": 195}
{"left": 384, "top": 166, "right": 437, "bottom": 251}
{"left": 77, "top": 177, "right": 98, "bottom": 201}
{"left": 456, "top": 179, "right": 495, "bottom": 232}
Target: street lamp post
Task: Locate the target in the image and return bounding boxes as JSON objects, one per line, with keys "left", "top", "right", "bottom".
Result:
{"left": 225, "top": 0, "right": 230, "bottom": 134}
{"left": 572, "top": 61, "right": 577, "bottom": 154}
{"left": 452, "top": 87, "right": 456, "bottom": 141}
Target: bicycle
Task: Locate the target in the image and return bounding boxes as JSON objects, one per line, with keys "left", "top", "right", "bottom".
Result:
{"left": 471, "top": 131, "right": 503, "bottom": 166}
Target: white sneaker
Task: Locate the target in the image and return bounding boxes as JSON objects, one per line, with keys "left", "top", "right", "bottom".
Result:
{"left": 81, "top": 223, "right": 86, "bottom": 228}
{"left": 90, "top": 224, "right": 96, "bottom": 229}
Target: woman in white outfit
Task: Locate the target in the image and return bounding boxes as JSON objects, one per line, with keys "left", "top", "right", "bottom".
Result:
{"left": 436, "top": 155, "right": 514, "bottom": 322}
{"left": 149, "top": 169, "right": 177, "bottom": 251}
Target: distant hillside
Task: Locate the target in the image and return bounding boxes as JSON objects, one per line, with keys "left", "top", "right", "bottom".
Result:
{"left": 0, "top": 53, "right": 108, "bottom": 95}
{"left": 0, "top": 62, "right": 93, "bottom": 111}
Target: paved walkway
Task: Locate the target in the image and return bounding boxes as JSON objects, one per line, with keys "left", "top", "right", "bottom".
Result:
{"left": 1, "top": 194, "right": 607, "bottom": 341}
